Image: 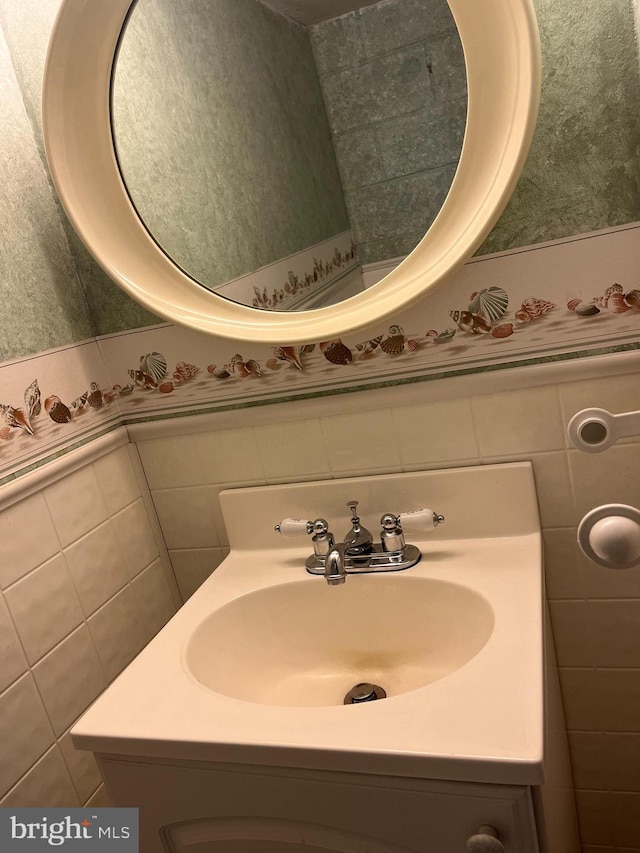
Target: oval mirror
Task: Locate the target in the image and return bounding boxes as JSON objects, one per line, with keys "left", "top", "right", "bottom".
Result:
{"left": 43, "top": 0, "right": 540, "bottom": 344}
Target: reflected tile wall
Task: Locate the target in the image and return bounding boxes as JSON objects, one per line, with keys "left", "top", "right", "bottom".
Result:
{"left": 311, "top": 0, "right": 466, "bottom": 264}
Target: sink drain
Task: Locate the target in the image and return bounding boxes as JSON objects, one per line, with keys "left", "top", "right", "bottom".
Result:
{"left": 344, "top": 682, "right": 387, "bottom": 704}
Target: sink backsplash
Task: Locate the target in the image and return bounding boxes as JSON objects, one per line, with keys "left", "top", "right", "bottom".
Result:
{"left": 220, "top": 463, "right": 539, "bottom": 552}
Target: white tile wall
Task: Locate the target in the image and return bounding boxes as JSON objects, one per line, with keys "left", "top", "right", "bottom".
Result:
{"left": 135, "top": 366, "right": 640, "bottom": 852}
{"left": 0, "top": 444, "right": 177, "bottom": 806}
{"left": 1, "top": 365, "right": 639, "bottom": 848}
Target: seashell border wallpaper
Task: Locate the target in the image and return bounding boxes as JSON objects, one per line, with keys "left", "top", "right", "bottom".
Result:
{"left": 1, "top": 223, "right": 639, "bottom": 487}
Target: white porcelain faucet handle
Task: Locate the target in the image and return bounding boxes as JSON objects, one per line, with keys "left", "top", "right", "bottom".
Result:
{"left": 274, "top": 518, "right": 313, "bottom": 537}
{"left": 397, "top": 508, "right": 445, "bottom": 532}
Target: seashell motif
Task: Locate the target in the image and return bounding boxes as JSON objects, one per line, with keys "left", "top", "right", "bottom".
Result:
{"left": 244, "top": 359, "right": 262, "bottom": 377}
{"left": 468, "top": 287, "right": 509, "bottom": 322}
{"left": 0, "top": 404, "right": 34, "bottom": 435}
{"left": 574, "top": 302, "right": 600, "bottom": 316}
{"left": 300, "top": 344, "right": 315, "bottom": 355}
{"left": 212, "top": 367, "right": 231, "bottom": 379}
{"left": 44, "top": 395, "right": 71, "bottom": 424}
{"left": 229, "top": 354, "right": 250, "bottom": 377}
{"left": 355, "top": 335, "right": 383, "bottom": 358}
{"left": 320, "top": 339, "right": 353, "bottom": 364}
{"left": 273, "top": 346, "right": 303, "bottom": 371}
{"left": 265, "top": 358, "right": 280, "bottom": 371}
{"left": 0, "top": 426, "right": 11, "bottom": 440}
{"left": 87, "top": 381, "right": 103, "bottom": 409}
{"left": 173, "top": 362, "right": 200, "bottom": 382}
{"left": 520, "top": 297, "right": 556, "bottom": 319}
{"left": 128, "top": 369, "right": 158, "bottom": 390}
{"left": 515, "top": 309, "right": 531, "bottom": 325}
{"left": 118, "top": 383, "right": 134, "bottom": 396}
{"left": 426, "top": 328, "right": 456, "bottom": 344}
{"left": 450, "top": 310, "right": 491, "bottom": 334}
{"left": 491, "top": 323, "right": 514, "bottom": 338}
{"left": 24, "top": 379, "right": 41, "bottom": 418}
{"left": 102, "top": 390, "right": 117, "bottom": 404}
{"left": 159, "top": 382, "right": 174, "bottom": 393}
{"left": 70, "top": 391, "right": 88, "bottom": 414}
{"left": 380, "top": 325, "right": 406, "bottom": 355}
{"left": 567, "top": 299, "right": 582, "bottom": 311}
{"left": 139, "top": 352, "right": 167, "bottom": 382}
{"left": 605, "top": 283, "right": 624, "bottom": 296}
{"left": 623, "top": 289, "right": 640, "bottom": 310}
{"left": 607, "top": 292, "right": 630, "bottom": 313}
{"left": 407, "top": 339, "right": 421, "bottom": 351}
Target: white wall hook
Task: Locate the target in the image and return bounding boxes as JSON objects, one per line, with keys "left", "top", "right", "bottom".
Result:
{"left": 578, "top": 504, "right": 640, "bottom": 569}
{"left": 568, "top": 407, "right": 640, "bottom": 452}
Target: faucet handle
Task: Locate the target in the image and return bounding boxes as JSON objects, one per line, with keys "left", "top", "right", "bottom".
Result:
{"left": 274, "top": 518, "right": 313, "bottom": 537}
{"left": 274, "top": 517, "right": 329, "bottom": 537}
{"left": 396, "top": 508, "right": 445, "bottom": 532}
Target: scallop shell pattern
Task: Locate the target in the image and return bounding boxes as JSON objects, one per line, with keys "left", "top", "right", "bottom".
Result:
{"left": 140, "top": 352, "right": 167, "bottom": 382}
{"left": 468, "top": 287, "right": 509, "bottom": 322}
{"left": 491, "top": 323, "right": 514, "bottom": 338}
{"left": 520, "top": 297, "right": 556, "bottom": 319}
{"left": 321, "top": 340, "right": 353, "bottom": 365}
{"left": 567, "top": 299, "right": 582, "bottom": 311}
{"left": 380, "top": 334, "right": 405, "bottom": 355}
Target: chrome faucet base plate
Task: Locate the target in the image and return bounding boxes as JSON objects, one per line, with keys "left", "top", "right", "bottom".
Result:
{"left": 305, "top": 544, "right": 421, "bottom": 576}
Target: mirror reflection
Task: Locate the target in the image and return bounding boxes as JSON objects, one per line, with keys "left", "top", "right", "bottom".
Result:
{"left": 112, "top": 0, "right": 467, "bottom": 312}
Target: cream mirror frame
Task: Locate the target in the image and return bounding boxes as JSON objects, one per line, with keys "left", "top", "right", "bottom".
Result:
{"left": 42, "top": 0, "right": 541, "bottom": 345}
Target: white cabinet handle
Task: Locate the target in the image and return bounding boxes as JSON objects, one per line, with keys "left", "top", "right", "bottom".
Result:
{"left": 466, "top": 825, "right": 505, "bottom": 852}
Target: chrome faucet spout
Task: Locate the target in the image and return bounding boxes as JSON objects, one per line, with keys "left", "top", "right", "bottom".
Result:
{"left": 325, "top": 543, "right": 347, "bottom": 586}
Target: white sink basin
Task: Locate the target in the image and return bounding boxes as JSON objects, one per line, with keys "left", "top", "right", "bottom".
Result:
{"left": 186, "top": 576, "right": 494, "bottom": 706}
{"left": 71, "top": 463, "right": 544, "bottom": 786}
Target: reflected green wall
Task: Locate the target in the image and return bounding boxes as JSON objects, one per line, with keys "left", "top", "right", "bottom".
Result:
{"left": 113, "top": 0, "right": 349, "bottom": 291}
{"left": 0, "top": 0, "right": 639, "bottom": 362}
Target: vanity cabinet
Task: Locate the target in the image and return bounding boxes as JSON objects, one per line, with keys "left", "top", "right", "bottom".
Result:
{"left": 98, "top": 756, "right": 544, "bottom": 853}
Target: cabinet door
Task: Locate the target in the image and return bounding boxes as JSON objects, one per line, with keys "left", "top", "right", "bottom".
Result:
{"left": 101, "top": 758, "right": 540, "bottom": 853}
{"left": 163, "top": 817, "right": 447, "bottom": 852}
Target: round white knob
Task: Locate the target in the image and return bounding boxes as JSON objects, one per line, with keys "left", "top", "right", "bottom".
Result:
{"left": 467, "top": 825, "right": 504, "bottom": 853}
{"left": 397, "top": 508, "right": 444, "bottom": 532}
{"left": 578, "top": 504, "right": 640, "bottom": 569}
{"left": 274, "top": 518, "right": 312, "bottom": 537}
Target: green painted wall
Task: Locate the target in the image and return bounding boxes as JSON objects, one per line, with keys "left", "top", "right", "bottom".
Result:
{"left": 481, "top": 0, "right": 640, "bottom": 253}
{"left": 0, "top": 25, "right": 95, "bottom": 361}
{"left": 0, "top": 0, "right": 638, "bottom": 362}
